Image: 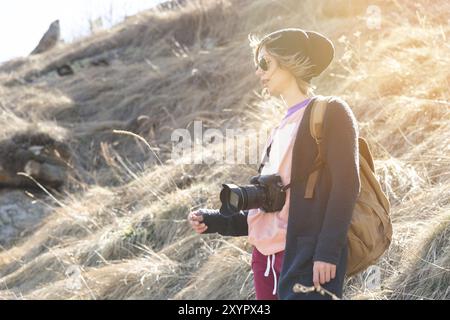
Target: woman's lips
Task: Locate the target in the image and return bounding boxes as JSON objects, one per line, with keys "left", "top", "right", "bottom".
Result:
{"left": 262, "top": 79, "right": 269, "bottom": 87}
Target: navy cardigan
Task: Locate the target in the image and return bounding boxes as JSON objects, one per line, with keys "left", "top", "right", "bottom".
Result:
{"left": 202, "top": 96, "right": 361, "bottom": 299}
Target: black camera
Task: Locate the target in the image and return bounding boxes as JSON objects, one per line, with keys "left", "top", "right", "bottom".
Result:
{"left": 219, "top": 174, "right": 288, "bottom": 215}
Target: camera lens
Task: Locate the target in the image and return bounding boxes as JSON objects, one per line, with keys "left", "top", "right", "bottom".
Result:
{"left": 220, "top": 183, "right": 266, "bottom": 214}
{"left": 219, "top": 174, "right": 286, "bottom": 215}
{"left": 244, "top": 184, "right": 266, "bottom": 210}
{"left": 220, "top": 184, "right": 242, "bottom": 214}
{"left": 229, "top": 192, "right": 240, "bottom": 209}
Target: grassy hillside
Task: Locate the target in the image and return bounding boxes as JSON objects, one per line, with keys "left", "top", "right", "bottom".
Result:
{"left": 0, "top": 0, "right": 448, "bottom": 299}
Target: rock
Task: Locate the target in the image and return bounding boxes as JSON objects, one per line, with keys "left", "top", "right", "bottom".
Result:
{"left": 56, "top": 64, "right": 74, "bottom": 76}
{"left": 30, "top": 20, "right": 60, "bottom": 55}
{"left": 0, "top": 132, "right": 71, "bottom": 189}
{"left": 0, "top": 190, "right": 50, "bottom": 248}
{"left": 24, "top": 161, "right": 67, "bottom": 185}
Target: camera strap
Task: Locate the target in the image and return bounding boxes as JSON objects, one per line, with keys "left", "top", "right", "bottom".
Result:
{"left": 257, "top": 142, "right": 291, "bottom": 192}
{"left": 257, "top": 142, "right": 271, "bottom": 174}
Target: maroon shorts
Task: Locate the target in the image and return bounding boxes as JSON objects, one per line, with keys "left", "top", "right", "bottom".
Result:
{"left": 251, "top": 246, "right": 285, "bottom": 300}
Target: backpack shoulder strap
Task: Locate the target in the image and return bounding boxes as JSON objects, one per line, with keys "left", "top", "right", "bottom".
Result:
{"left": 309, "top": 95, "right": 329, "bottom": 143}
{"left": 358, "top": 137, "right": 375, "bottom": 172}
{"left": 304, "top": 95, "right": 331, "bottom": 199}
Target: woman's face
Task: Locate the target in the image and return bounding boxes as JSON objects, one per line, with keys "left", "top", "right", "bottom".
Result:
{"left": 255, "top": 46, "right": 294, "bottom": 96}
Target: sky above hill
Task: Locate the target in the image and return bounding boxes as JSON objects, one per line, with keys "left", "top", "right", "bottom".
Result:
{"left": 0, "top": 0, "right": 164, "bottom": 63}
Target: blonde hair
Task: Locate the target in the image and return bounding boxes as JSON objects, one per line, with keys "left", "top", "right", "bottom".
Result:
{"left": 248, "top": 33, "right": 316, "bottom": 97}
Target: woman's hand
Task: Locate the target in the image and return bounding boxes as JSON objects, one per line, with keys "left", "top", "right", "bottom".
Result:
{"left": 187, "top": 210, "right": 208, "bottom": 234}
{"left": 313, "top": 261, "right": 336, "bottom": 289}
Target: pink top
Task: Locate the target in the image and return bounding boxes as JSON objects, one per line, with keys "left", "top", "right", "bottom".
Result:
{"left": 247, "top": 100, "right": 309, "bottom": 256}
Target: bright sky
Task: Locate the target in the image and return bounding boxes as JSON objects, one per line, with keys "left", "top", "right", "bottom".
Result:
{"left": 0, "top": 0, "right": 164, "bottom": 63}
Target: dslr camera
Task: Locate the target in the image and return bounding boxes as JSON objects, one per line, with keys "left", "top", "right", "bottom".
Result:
{"left": 219, "top": 174, "right": 288, "bottom": 215}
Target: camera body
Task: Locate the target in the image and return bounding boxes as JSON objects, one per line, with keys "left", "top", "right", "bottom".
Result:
{"left": 219, "top": 174, "right": 287, "bottom": 215}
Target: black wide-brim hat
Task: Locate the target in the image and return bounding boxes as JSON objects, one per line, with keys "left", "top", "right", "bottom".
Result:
{"left": 256, "top": 28, "right": 335, "bottom": 82}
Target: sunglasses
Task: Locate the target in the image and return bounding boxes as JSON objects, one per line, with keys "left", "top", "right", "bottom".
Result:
{"left": 256, "top": 56, "right": 270, "bottom": 72}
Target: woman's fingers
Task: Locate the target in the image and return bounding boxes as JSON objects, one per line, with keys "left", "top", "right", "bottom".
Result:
{"left": 313, "top": 263, "right": 320, "bottom": 289}
{"left": 194, "top": 214, "right": 204, "bottom": 222}
{"left": 313, "top": 261, "right": 336, "bottom": 289}
{"left": 191, "top": 217, "right": 204, "bottom": 225}
{"left": 194, "top": 223, "right": 207, "bottom": 233}
{"left": 319, "top": 267, "right": 326, "bottom": 285}
{"left": 190, "top": 218, "right": 203, "bottom": 227}
{"left": 188, "top": 211, "right": 207, "bottom": 233}
{"left": 194, "top": 221, "right": 205, "bottom": 228}
{"left": 325, "top": 265, "right": 331, "bottom": 283}
{"left": 189, "top": 211, "right": 204, "bottom": 222}
{"left": 188, "top": 211, "right": 196, "bottom": 220}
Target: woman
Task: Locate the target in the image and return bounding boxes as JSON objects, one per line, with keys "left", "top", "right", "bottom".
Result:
{"left": 188, "top": 28, "right": 360, "bottom": 300}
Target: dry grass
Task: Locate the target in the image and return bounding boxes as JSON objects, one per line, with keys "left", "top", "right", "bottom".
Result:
{"left": 386, "top": 212, "right": 450, "bottom": 300}
{"left": 0, "top": 0, "right": 448, "bottom": 299}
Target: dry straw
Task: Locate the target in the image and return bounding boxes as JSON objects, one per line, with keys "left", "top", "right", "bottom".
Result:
{"left": 0, "top": 0, "right": 449, "bottom": 300}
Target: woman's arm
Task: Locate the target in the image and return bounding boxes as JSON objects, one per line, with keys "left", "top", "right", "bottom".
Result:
{"left": 201, "top": 209, "right": 249, "bottom": 237}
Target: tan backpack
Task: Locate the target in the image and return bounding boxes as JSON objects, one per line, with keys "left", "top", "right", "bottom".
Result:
{"left": 306, "top": 95, "right": 393, "bottom": 276}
